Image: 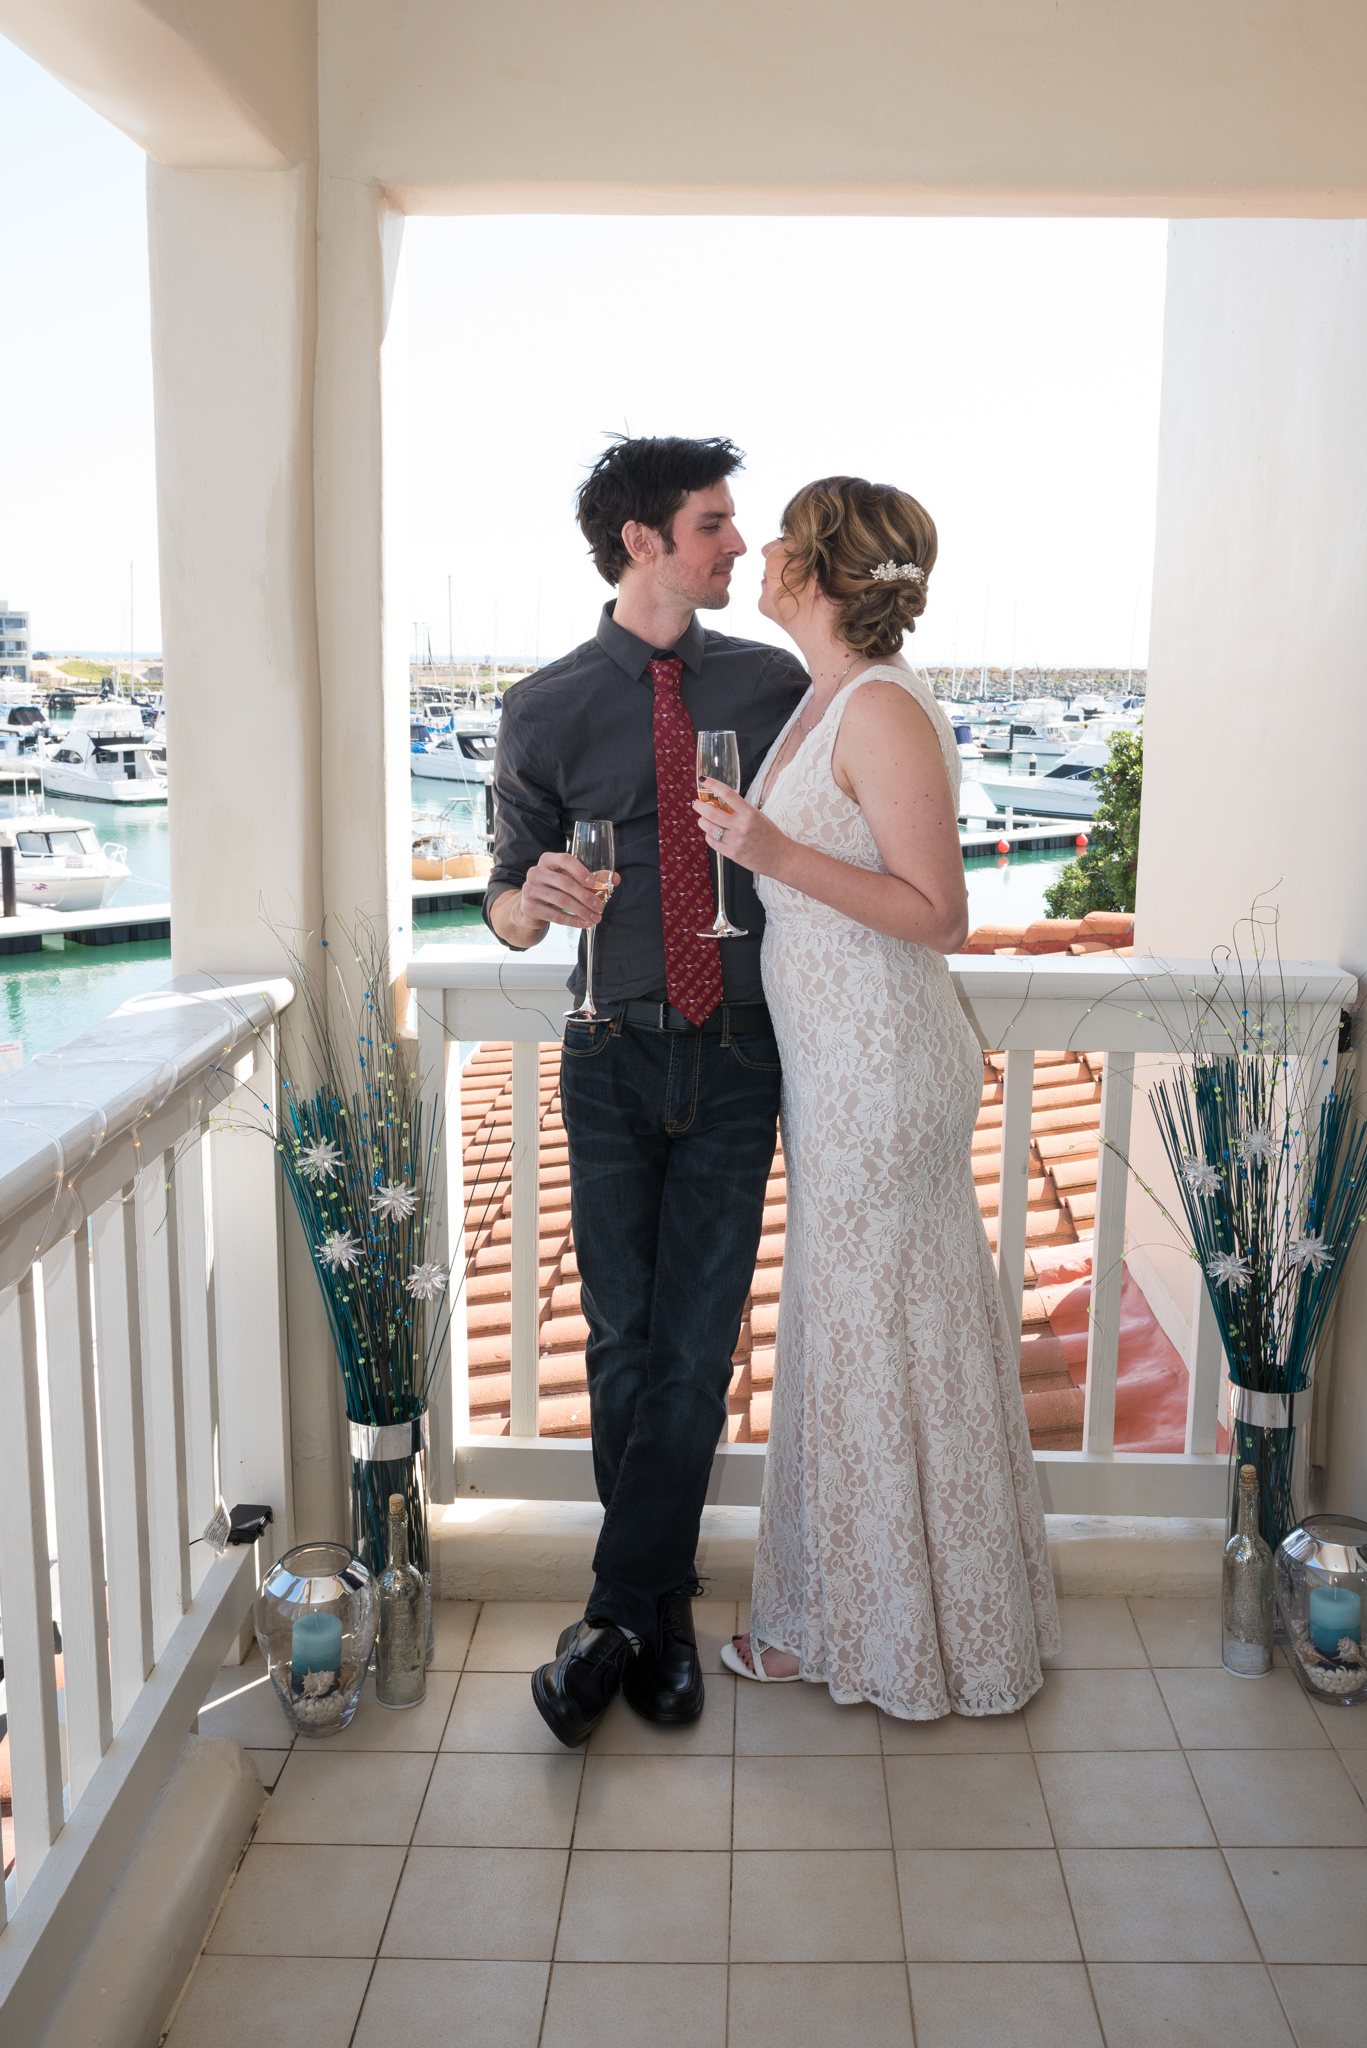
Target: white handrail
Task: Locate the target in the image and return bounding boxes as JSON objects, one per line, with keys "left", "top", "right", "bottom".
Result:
{"left": 0, "top": 974, "right": 293, "bottom": 2048}
{"left": 411, "top": 951, "right": 1356, "bottom": 1517}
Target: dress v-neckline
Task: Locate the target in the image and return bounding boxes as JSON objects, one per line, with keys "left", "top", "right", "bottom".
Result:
{"left": 757, "top": 664, "right": 898, "bottom": 812}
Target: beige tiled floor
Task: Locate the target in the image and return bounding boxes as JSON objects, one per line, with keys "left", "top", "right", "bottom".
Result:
{"left": 176, "top": 1596, "right": 1367, "bottom": 2047}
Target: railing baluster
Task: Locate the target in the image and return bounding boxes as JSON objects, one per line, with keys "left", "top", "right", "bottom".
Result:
{"left": 1185, "top": 1265, "right": 1223, "bottom": 1454}
{"left": 174, "top": 1131, "right": 219, "bottom": 1589}
{"left": 417, "top": 994, "right": 465, "bottom": 1492}
{"left": 134, "top": 1154, "right": 191, "bottom": 1660}
{"left": 90, "top": 1187, "right": 154, "bottom": 1729}
{"left": 509, "top": 1039, "right": 541, "bottom": 1438}
{"left": 995, "top": 1049, "right": 1035, "bottom": 1346}
{"left": 40, "top": 1231, "right": 113, "bottom": 1809}
{"left": 208, "top": 1061, "right": 293, "bottom": 1559}
{"left": 1084, "top": 1050, "right": 1136, "bottom": 1456}
{"left": 0, "top": 1274, "right": 66, "bottom": 1902}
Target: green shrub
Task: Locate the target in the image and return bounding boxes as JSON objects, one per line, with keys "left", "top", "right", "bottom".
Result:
{"left": 1043, "top": 725, "right": 1142, "bottom": 919}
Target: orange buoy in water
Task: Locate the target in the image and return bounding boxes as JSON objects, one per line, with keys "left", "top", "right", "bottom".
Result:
{"left": 996, "top": 838, "right": 1009, "bottom": 854}
{"left": 1075, "top": 833, "right": 1088, "bottom": 848}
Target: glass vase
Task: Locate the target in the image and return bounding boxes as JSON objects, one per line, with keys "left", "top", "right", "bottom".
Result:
{"left": 253, "top": 1542, "right": 376, "bottom": 1737}
{"left": 349, "top": 1410, "right": 434, "bottom": 1667}
{"left": 1227, "top": 1386, "right": 1311, "bottom": 1556}
{"left": 1275, "top": 1515, "right": 1367, "bottom": 1708}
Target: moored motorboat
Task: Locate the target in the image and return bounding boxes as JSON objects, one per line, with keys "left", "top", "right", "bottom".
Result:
{"left": 411, "top": 713, "right": 498, "bottom": 785}
{"left": 961, "top": 738, "right": 1108, "bottom": 819}
{"left": 2, "top": 810, "right": 129, "bottom": 910}
{"left": 40, "top": 706, "right": 167, "bottom": 805}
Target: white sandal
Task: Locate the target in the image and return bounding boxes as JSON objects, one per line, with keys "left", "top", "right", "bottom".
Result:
{"left": 720, "top": 1633, "right": 801, "bottom": 1682}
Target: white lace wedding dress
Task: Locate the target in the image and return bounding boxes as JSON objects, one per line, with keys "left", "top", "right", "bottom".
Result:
{"left": 749, "top": 663, "right": 1060, "bottom": 1718}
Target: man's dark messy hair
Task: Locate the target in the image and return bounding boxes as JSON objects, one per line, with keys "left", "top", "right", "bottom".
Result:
{"left": 576, "top": 435, "right": 744, "bottom": 584}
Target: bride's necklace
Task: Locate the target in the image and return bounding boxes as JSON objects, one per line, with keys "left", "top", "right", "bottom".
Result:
{"left": 790, "top": 655, "right": 863, "bottom": 743}
{"left": 759, "top": 653, "right": 866, "bottom": 810}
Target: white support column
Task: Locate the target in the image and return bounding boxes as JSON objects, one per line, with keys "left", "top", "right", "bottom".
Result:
{"left": 313, "top": 173, "right": 409, "bottom": 967}
{"left": 509, "top": 1042, "right": 542, "bottom": 1439}
{"left": 1084, "top": 1051, "right": 1136, "bottom": 1456}
{"left": 146, "top": 162, "right": 344, "bottom": 1539}
{"left": 995, "top": 1050, "right": 1035, "bottom": 1347}
{"left": 147, "top": 162, "right": 322, "bottom": 974}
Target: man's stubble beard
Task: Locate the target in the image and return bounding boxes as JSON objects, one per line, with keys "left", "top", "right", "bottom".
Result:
{"left": 656, "top": 553, "right": 732, "bottom": 613}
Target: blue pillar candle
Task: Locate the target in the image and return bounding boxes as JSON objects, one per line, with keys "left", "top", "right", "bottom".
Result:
{"left": 291, "top": 1610, "right": 343, "bottom": 1680}
{"left": 1308, "top": 1583, "right": 1362, "bottom": 1656}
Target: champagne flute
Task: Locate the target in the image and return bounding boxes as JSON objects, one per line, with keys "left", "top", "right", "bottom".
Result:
{"left": 696, "top": 730, "right": 748, "bottom": 938}
{"left": 564, "top": 819, "right": 615, "bottom": 1021}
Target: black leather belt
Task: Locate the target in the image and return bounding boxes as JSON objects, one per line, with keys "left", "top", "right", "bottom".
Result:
{"left": 617, "top": 999, "right": 772, "bottom": 1036}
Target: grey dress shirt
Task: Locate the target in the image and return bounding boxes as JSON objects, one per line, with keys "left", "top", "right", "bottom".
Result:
{"left": 483, "top": 603, "right": 808, "bottom": 1006}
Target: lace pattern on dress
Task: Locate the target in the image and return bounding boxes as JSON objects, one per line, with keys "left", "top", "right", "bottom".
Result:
{"left": 749, "top": 663, "right": 1060, "bottom": 1718}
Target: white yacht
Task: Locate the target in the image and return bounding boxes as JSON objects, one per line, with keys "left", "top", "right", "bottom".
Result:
{"left": 40, "top": 707, "right": 167, "bottom": 805}
{"left": 963, "top": 737, "right": 1108, "bottom": 820}
{"left": 5, "top": 811, "right": 130, "bottom": 911}
{"left": 411, "top": 713, "right": 498, "bottom": 786}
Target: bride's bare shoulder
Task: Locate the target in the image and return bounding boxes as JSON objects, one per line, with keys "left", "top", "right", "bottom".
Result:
{"left": 842, "top": 670, "right": 941, "bottom": 740}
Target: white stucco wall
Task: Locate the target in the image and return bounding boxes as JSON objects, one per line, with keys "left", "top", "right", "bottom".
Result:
{"left": 1139, "top": 218, "right": 1367, "bottom": 1513}
{"left": 1138, "top": 220, "right": 1367, "bottom": 968}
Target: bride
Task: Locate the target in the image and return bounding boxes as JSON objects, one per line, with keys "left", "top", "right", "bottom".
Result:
{"left": 693, "top": 475, "right": 1059, "bottom": 1718}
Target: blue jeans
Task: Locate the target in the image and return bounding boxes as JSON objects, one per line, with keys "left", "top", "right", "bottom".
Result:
{"left": 559, "top": 1011, "right": 782, "bottom": 1643}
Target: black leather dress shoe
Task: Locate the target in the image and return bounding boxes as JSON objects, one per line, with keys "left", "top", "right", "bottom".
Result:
{"left": 623, "top": 1584, "right": 705, "bottom": 1725}
{"left": 530, "top": 1618, "right": 635, "bottom": 1747}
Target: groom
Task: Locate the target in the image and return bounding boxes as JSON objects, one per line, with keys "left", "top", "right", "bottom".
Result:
{"left": 485, "top": 435, "right": 806, "bottom": 1745}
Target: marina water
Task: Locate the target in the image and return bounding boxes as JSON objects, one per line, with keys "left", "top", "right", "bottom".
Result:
{"left": 1, "top": 780, "right": 1069, "bottom": 1065}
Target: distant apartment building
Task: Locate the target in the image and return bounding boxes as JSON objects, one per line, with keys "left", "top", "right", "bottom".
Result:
{"left": 0, "top": 600, "right": 30, "bottom": 686}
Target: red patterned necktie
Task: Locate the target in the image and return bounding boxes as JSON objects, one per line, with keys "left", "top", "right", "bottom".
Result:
{"left": 648, "top": 657, "right": 724, "bottom": 1027}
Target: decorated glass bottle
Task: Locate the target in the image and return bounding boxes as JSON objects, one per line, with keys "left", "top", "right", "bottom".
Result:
{"left": 375, "top": 1491, "right": 426, "bottom": 1708}
{"left": 1222, "top": 1463, "right": 1274, "bottom": 1677}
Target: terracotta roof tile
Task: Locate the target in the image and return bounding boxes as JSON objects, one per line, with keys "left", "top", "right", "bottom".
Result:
{"left": 454, "top": 1040, "right": 1182, "bottom": 1455}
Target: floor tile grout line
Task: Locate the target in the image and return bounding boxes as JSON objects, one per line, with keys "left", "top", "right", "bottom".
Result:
{"left": 1043, "top": 1735, "right": 1111, "bottom": 2048}
{"left": 724, "top": 1602, "right": 737, "bottom": 2048}
{"left": 536, "top": 1622, "right": 589, "bottom": 2047}
{"left": 339, "top": 1599, "right": 483, "bottom": 2048}
{"left": 876, "top": 1702, "right": 913, "bottom": 2040}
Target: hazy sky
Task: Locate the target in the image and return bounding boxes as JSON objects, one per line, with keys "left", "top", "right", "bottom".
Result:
{"left": 3, "top": 31, "right": 1168, "bottom": 667}
{"left": 408, "top": 215, "right": 1167, "bottom": 671}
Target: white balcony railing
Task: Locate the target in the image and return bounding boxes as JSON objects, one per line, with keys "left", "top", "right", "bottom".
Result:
{"left": 0, "top": 975, "right": 292, "bottom": 2048}
{"left": 412, "top": 951, "right": 1356, "bottom": 1521}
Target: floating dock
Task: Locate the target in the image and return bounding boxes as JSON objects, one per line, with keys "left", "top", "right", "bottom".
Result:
{"left": 960, "top": 820, "right": 1092, "bottom": 857}
{"left": 412, "top": 875, "right": 489, "bottom": 915}
{"left": 0, "top": 899, "right": 171, "bottom": 956}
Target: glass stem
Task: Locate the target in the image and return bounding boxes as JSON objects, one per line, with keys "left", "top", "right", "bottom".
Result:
{"left": 583, "top": 925, "right": 597, "bottom": 1018}
{"left": 714, "top": 848, "right": 727, "bottom": 929}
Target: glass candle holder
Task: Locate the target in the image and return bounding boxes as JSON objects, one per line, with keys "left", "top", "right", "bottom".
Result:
{"left": 1274, "top": 1515, "right": 1367, "bottom": 1708}
{"left": 254, "top": 1541, "right": 377, "bottom": 1737}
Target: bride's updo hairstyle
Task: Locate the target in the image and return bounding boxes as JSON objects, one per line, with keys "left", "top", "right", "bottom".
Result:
{"left": 779, "top": 476, "right": 937, "bottom": 657}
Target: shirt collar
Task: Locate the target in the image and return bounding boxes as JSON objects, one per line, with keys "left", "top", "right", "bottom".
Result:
{"left": 597, "top": 602, "right": 706, "bottom": 682}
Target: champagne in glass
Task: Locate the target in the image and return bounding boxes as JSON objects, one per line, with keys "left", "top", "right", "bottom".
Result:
{"left": 696, "top": 730, "right": 748, "bottom": 938}
{"left": 564, "top": 819, "right": 615, "bottom": 1021}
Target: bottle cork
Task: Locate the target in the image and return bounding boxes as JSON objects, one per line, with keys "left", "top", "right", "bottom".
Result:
{"left": 1239, "top": 1464, "right": 1257, "bottom": 1487}
{"left": 389, "top": 1493, "right": 404, "bottom": 1514}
